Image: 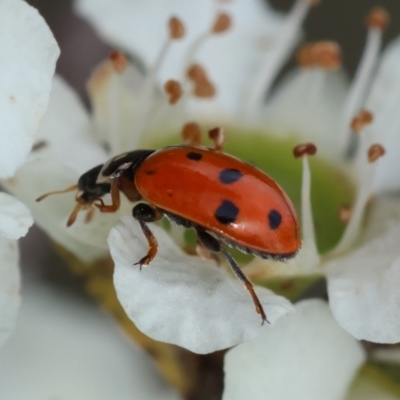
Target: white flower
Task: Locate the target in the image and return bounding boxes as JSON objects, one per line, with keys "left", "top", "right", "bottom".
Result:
{"left": 223, "top": 299, "right": 399, "bottom": 400}
{"left": 0, "top": 0, "right": 59, "bottom": 347}
{"left": 7, "top": 0, "right": 400, "bottom": 354}
{"left": 0, "top": 284, "right": 179, "bottom": 400}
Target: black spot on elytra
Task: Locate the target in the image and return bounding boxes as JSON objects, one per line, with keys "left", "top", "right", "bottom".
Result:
{"left": 268, "top": 209, "right": 282, "bottom": 230}
{"left": 215, "top": 200, "right": 239, "bottom": 225}
{"left": 187, "top": 152, "right": 202, "bottom": 161}
{"left": 145, "top": 169, "right": 156, "bottom": 175}
{"left": 219, "top": 168, "right": 243, "bottom": 184}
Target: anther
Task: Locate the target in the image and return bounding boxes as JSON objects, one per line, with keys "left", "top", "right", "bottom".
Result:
{"left": 169, "top": 16, "right": 185, "bottom": 39}
{"left": 312, "top": 41, "right": 341, "bottom": 70}
{"left": 211, "top": 13, "right": 232, "bottom": 34}
{"left": 187, "top": 64, "right": 207, "bottom": 81}
{"left": 339, "top": 205, "right": 352, "bottom": 224}
{"left": 109, "top": 51, "right": 128, "bottom": 74}
{"left": 182, "top": 122, "right": 202, "bottom": 146}
{"left": 164, "top": 79, "right": 183, "bottom": 105}
{"left": 296, "top": 44, "right": 315, "bottom": 68}
{"left": 368, "top": 144, "right": 385, "bottom": 163}
{"left": 351, "top": 109, "right": 374, "bottom": 133}
{"left": 209, "top": 127, "right": 226, "bottom": 151}
{"left": 187, "top": 63, "right": 216, "bottom": 98}
{"left": 293, "top": 143, "right": 317, "bottom": 158}
{"left": 366, "top": 7, "right": 390, "bottom": 31}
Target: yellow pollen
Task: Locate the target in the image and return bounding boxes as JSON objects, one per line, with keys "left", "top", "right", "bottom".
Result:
{"left": 182, "top": 122, "right": 202, "bottom": 146}
{"left": 366, "top": 7, "right": 390, "bottom": 30}
{"left": 109, "top": 51, "right": 128, "bottom": 74}
{"left": 164, "top": 79, "right": 183, "bottom": 105}
{"left": 351, "top": 109, "right": 374, "bottom": 133}
{"left": 368, "top": 144, "right": 385, "bottom": 163}
{"left": 293, "top": 143, "right": 317, "bottom": 158}
{"left": 169, "top": 16, "right": 185, "bottom": 39}
{"left": 212, "top": 13, "right": 232, "bottom": 34}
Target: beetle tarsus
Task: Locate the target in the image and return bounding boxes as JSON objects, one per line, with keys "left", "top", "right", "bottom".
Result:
{"left": 197, "top": 229, "right": 268, "bottom": 324}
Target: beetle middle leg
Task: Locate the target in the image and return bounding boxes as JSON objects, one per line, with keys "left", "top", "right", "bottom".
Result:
{"left": 132, "top": 203, "right": 162, "bottom": 268}
{"left": 197, "top": 229, "right": 268, "bottom": 325}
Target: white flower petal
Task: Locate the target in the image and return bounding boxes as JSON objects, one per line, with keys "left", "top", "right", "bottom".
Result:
{"left": 0, "top": 0, "right": 59, "bottom": 178}
{"left": 0, "top": 238, "right": 20, "bottom": 347}
{"left": 4, "top": 160, "right": 107, "bottom": 263}
{"left": 75, "top": 0, "right": 215, "bottom": 80}
{"left": 0, "top": 193, "right": 33, "bottom": 240}
{"left": 30, "top": 76, "right": 107, "bottom": 174}
{"left": 326, "top": 223, "right": 400, "bottom": 343}
{"left": 365, "top": 36, "right": 400, "bottom": 193}
{"left": 0, "top": 285, "right": 179, "bottom": 400}
{"left": 223, "top": 299, "right": 365, "bottom": 400}
{"left": 87, "top": 59, "right": 157, "bottom": 154}
{"left": 110, "top": 216, "right": 294, "bottom": 354}
{"left": 262, "top": 68, "right": 349, "bottom": 160}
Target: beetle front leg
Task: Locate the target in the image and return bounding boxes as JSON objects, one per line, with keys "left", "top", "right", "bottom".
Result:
{"left": 132, "top": 203, "right": 162, "bottom": 269}
{"left": 95, "top": 179, "right": 121, "bottom": 213}
{"left": 197, "top": 229, "right": 268, "bottom": 325}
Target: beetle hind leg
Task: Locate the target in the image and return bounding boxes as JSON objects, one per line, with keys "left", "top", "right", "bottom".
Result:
{"left": 197, "top": 229, "right": 268, "bottom": 325}
{"left": 132, "top": 203, "right": 162, "bottom": 269}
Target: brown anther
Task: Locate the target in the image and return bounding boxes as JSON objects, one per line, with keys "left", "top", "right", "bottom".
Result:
{"left": 296, "top": 44, "right": 315, "bottom": 68}
{"left": 169, "top": 16, "right": 185, "bottom": 39}
{"left": 212, "top": 13, "right": 232, "bottom": 34}
{"left": 194, "top": 80, "right": 216, "bottom": 98}
{"left": 312, "top": 41, "right": 341, "bottom": 70}
{"left": 182, "top": 122, "right": 202, "bottom": 146}
{"left": 293, "top": 143, "right": 317, "bottom": 158}
{"left": 187, "top": 64, "right": 216, "bottom": 98}
{"left": 109, "top": 51, "right": 128, "bottom": 74}
{"left": 351, "top": 109, "right": 374, "bottom": 133}
{"left": 208, "top": 127, "right": 225, "bottom": 151}
{"left": 187, "top": 64, "right": 207, "bottom": 81}
{"left": 368, "top": 144, "right": 385, "bottom": 163}
{"left": 339, "top": 205, "right": 352, "bottom": 224}
{"left": 366, "top": 7, "right": 390, "bottom": 30}
{"left": 164, "top": 79, "right": 183, "bottom": 105}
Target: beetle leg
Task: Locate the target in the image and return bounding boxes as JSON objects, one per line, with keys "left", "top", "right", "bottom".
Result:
{"left": 132, "top": 203, "right": 162, "bottom": 269}
{"left": 95, "top": 179, "right": 121, "bottom": 213}
{"left": 197, "top": 229, "right": 268, "bottom": 325}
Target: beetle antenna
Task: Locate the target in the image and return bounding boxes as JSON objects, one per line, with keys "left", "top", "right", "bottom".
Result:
{"left": 36, "top": 185, "right": 79, "bottom": 202}
{"left": 67, "top": 202, "right": 83, "bottom": 227}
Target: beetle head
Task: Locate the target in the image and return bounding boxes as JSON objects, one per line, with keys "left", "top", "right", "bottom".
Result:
{"left": 36, "top": 164, "right": 111, "bottom": 226}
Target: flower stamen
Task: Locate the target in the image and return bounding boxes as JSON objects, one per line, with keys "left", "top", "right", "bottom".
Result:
{"left": 337, "top": 7, "right": 389, "bottom": 155}
{"left": 109, "top": 50, "right": 128, "bottom": 74}
{"left": 245, "top": 0, "right": 315, "bottom": 121}
{"left": 187, "top": 64, "right": 216, "bottom": 98}
{"left": 330, "top": 110, "right": 383, "bottom": 256}
{"left": 368, "top": 143, "right": 385, "bottom": 163}
{"left": 164, "top": 79, "right": 183, "bottom": 105}
{"left": 294, "top": 143, "right": 320, "bottom": 267}
{"left": 208, "top": 127, "right": 225, "bottom": 151}
{"left": 182, "top": 122, "right": 202, "bottom": 146}
{"left": 211, "top": 13, "right": 232, "bottom": 34}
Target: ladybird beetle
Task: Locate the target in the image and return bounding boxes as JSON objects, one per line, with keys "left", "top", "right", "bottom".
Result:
{"left": 37, "top": 128, "right": 301, "bottom": 324}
